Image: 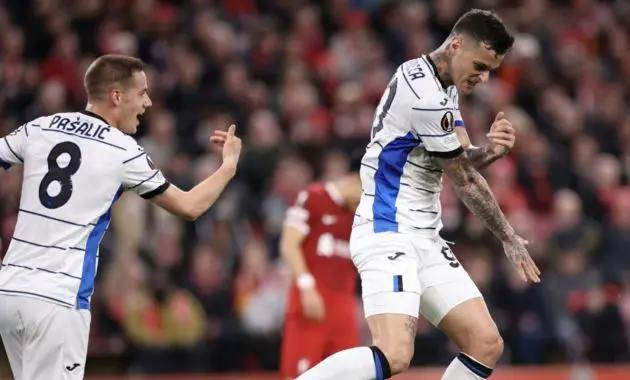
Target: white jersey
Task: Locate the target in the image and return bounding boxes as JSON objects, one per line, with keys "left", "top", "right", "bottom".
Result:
{"left": 354, "top": 55, "right": 465, "bottom": 236}
{"left": 0, "top": 111, "right": 169, "bottom": 309}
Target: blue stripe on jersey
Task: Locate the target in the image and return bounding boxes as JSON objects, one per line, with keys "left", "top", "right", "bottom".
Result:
{"left": 0, "top": 159, "right": 11, "bottom": 170}
{"left": 77, "top": 185, "right": 124, "bottom": 310}
{"left": 454, "top": 120, "right": 465, "bottom": 127}
{"left": 373, "top": 133, "right": 421, "bottom": 233}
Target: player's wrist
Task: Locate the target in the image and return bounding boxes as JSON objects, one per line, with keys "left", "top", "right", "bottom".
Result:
{"left": 218, "top": 162, "right": 237, "bottom": 177}
{"left": 296, "top": 273, "right": 316, "bottom": 290}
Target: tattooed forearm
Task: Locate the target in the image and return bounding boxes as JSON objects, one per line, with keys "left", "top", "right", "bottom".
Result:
{"left": 404, "top": 316, "right": 418, "bottom": 339}
{"left": 436, "top": 152, "right": 515, "bottom": 242}
{"left": 466, "top": 146, "right": 502, "bottom": 170}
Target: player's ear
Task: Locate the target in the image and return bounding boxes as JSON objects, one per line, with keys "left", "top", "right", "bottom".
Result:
{"left": 450, "top": 36, "right": 462, "bottom": 52}
{"left": 110, "top": 89, "right": 121, "bottom": 106}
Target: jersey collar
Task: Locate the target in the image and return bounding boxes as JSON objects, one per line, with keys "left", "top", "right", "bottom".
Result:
{"left": 80, "top": 110, "right": 109, "bottom": 125}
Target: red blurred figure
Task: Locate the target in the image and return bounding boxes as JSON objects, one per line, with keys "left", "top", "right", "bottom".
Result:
{"left": 279, "top": 157, "right": 362, "bottom": 379}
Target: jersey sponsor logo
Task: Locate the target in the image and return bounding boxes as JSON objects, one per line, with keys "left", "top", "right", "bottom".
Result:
{"left": 66, "top": 363, "right": 80, "bottom": 372}
{"left": 440, "top": 111, "right": 454, "bottom": 132}
{"left": 387, "top": 252, "right": 405, "bottom": 260}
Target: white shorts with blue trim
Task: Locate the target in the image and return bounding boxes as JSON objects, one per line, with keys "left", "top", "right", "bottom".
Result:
{"left": 0, "top": 294, "right": 91, "bottom": 380}
{"left": 350, "top": 224, "right": 482, "bottom": 326}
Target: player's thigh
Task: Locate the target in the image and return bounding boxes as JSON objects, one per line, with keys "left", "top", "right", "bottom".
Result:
{"left": 18, "top": 298, "right": 68, "bottom": 380}
{"left": 0, "top": 295, "right": 25, "bottom": 379}
{"left": 350, "top": 232, "right": 423, "bottom": 319}
{"left": 350, "top": 232, "right": 422, "bottom": 368}
{"left": 417, "top": 242, "right": 501, "bottom": 360}
{"left": 61, "top": 309, "right": 91, "bottom": 380}
{"left": 280, "top": 317, "right": 327, "bottom": 378}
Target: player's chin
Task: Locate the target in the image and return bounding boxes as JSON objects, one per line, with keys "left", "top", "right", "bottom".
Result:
{"left": 460, "top": 82, "right": 475, "bottom": 94}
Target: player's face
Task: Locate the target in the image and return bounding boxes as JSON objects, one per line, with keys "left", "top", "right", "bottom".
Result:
{"left": 450, "top": 37, "right": 504, "bottom": 95}
{"left": 117, "top": 71, "right": 152, "bottom": 134}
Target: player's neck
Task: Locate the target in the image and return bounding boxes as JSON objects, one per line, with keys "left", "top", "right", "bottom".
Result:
{"left": 428, "top": 49, "right": 454, "bottom": 88}
{"left": 84, "top": 103, "right": 117, "bottom": 128}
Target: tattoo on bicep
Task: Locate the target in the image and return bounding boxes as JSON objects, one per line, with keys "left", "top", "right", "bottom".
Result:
{"left": 404, "top": 316, "right": 418, "bottom": 339}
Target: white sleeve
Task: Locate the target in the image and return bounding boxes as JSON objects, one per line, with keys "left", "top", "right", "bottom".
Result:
{"left": 122, "top": 146, "right": 170, "bottom": 199}
{"left": 449, "top": 88, "right": 465, "bottom": 128}
{"left": 0, "top": 121, "right": 32, "bottom": 169}
{"left": 410, "top": 101, "right": 463, "bottom": 158}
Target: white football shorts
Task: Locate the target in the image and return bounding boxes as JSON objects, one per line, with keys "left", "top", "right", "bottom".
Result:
{"left": 350, "top": 224, "right": 482, "bottom": 326}
{"left": 0, "top": 294, "right": 91, "bottom": 380}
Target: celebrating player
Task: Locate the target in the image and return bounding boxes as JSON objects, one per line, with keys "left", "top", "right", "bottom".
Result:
{"left": 279, "top": 156, "right": 362, "bottom": 379}
{"left": 0, "top": 55, "right": 241, "bottom": 380}
{"left": 296, "top": 9, "right": 540, "bottom": 380}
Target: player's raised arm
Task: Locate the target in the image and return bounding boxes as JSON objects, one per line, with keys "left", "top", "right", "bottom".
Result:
{"left": 0, "top": 122, "right": 31, "bottom": 171}
{"left": 147, "top": 124, "right": 242, "bottom": 221}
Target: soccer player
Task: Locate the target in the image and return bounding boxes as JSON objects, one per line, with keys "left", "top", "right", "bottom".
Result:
{"left": 279, "top": 156, "right": 362, "bottom": 379}
{"left": 296, "top": 9, "right": 540, "bottom": 380}
{"left": 0, "top": 55, "right": 242, "bottom": 380}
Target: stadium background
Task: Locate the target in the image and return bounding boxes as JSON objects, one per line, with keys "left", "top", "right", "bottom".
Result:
{"left": 1, "top": 0, "right": 630, "bottom": 378}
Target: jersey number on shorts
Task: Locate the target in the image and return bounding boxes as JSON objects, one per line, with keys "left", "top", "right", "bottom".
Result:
{"left": 441, "top": 246, "right": 460, "bottom": 268}
{"left": 371, "top": 77, "right": 398, "bottom": 139}
{"left": 39, "top": 142, "right": 82, "bottom": 209}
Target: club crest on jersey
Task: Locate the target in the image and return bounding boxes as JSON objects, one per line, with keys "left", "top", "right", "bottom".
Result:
{"left": 440, "top": 111, "right": 454, "bottom": 132}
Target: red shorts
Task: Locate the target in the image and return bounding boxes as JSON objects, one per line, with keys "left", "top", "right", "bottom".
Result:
{"left": 279, "top": 311, "right": 359, "bottom": 378}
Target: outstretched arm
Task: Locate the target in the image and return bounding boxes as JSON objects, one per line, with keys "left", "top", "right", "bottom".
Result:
{"left": 149, "top": 125, "right": 242, "bottom": 221}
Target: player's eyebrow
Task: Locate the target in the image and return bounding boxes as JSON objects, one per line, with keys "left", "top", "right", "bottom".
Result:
{"left": 473, "top": 61, "right": 492, "bottom": 71}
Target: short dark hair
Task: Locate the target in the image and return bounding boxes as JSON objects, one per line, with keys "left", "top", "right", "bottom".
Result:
{"left": 451, "top": 9, "right": 514, "bottom": 55}
{"left": 84, "top": 54, "right": 145, "bottom": 101}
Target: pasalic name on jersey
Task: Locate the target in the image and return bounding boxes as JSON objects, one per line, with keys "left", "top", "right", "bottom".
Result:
{"left": 50, "top": 115, "right": 111, "bottom": 141}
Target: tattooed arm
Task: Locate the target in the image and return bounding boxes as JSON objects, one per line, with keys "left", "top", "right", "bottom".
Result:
{"left": 435, "top": 150, "right": 514, "bottom": 241}
{"left": 454, "top": 125, "right": 507, "bottom": 170}
{"left": 466, "top": 145, "right": 504, "bottom": 171}
{"left": 436, "top": 151, "right": 541, "bottom": 282}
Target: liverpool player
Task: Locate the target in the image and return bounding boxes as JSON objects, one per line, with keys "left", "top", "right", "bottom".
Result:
{"left": 279, "top": 155, "right": 362, "bottom": 379}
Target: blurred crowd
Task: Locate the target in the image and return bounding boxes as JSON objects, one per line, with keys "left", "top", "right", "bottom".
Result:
{"left": 1, "top": 0, "right": 630, "bottom": 374}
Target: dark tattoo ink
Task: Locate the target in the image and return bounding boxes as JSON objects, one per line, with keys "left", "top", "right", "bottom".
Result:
{"left": 404, "top": 316, "right": 418, "bottom": 339}
{"left": 435, "top": 151, "right": 514, "bottom": 242}
{"left": 466, "top": 146, "right": 502, "bottom": 170}
{"left": 429, "top": 51, "right": 455, "bottom": 87}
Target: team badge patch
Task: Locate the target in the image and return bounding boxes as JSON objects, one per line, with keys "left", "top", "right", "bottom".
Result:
{"left": 440, "top": 111, "right": 454, "bottom": 132}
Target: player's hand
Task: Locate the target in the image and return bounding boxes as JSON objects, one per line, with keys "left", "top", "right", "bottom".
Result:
{"left": 502, "top": 235, "right": 541, "bottom": 283}
{"left": 300, "top": 287, "right": 326, "bottom": 321}
{"left": 487, "top": 112, "right": 515, "bottom": 156}
{"left": 210, "top": 124, "right": 242, "bottom": 173}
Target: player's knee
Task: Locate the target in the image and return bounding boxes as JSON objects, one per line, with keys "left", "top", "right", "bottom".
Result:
{"left": 373, "top": 340, "right": 414, "bottom": 375}
{"left": 469, "top": 329, "right": 504, "bottom": 365}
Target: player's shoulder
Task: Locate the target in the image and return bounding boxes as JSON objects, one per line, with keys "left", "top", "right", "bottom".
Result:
{"left": 294, "top": 182, "right": 328, "bottom": 207}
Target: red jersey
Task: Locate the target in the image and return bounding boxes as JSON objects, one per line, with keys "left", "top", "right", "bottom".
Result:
{"left": 284, "top": 182, "right": 357, "bottom": 312}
